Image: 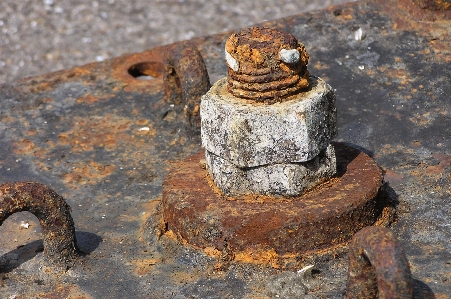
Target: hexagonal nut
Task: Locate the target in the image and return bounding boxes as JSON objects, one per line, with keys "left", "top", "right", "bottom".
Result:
{"left": 200, "top": 76, "right": 337, "bottom": 168}
{"left": 205, "top": 143, "right": 336, "bottom": 196}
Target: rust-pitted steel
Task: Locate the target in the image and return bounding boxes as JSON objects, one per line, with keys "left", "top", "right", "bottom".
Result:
{"left": 0, "top": 182, "right": 78, "bottom": 268}
{"left": 415, "top": 0, "right": 451, "bottom": 10}
{"left": 225, "top": 27, "right": 310, "bottom": 102}
{"left": 345, "top": 226, "right": 413, "bottom": 299}
{"left": 0, "top": 0, "right": 450, "bottom": 296}
{"left": 162, "top": 143, "right": 388, "bottom": 264}
{"left": 163, "top": 41, "right": 211, "bottom": 128}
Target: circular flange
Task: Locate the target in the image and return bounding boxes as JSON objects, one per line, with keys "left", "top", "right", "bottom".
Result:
{"left": 162, "top": 143, "right": 383, "bottom": 257}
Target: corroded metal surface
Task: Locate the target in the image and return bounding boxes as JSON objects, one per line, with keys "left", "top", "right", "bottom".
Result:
{"left": 345, "top": 226, "right": 413, "bottom": 299}
{"left": 0, "top": 0, "right": 450, "bottom": 297}
{"left": 226, "top": 27, "right": 310, "bottom": 102}
{"left": 162, "top": 143, "right": 385, "bottom": 262}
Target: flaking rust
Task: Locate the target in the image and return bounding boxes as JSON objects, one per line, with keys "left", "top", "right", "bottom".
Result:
{"left": 161, "top": 143, "right": 388, "bottom": 266}
{"left": 1, "top": 0, "right": 450, "bottom": 296}
{"left": 346, "top": 226, "right": 413, "bottom": 299}
{"left": 225, "top": 27, "right": 310, "bottom": 102}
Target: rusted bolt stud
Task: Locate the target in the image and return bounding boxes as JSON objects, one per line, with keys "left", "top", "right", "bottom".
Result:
{"left": 225, "top": 27, "right": 310, "bottom": 102}
{"left": 346, "top": 226, "right": 413, "bottom": 299}
{"left": 0, "top": 182, "right": 78, "bottom": 269}
{"left": 200, "top": 27, "right": 337, "bottom": 196}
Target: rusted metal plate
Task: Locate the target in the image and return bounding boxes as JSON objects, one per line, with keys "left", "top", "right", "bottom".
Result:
{"left": 0, "top": 0, "right": 450, "bottom": 297}
{"left": 162, "top": 143, "right": 387, "bottom": 263}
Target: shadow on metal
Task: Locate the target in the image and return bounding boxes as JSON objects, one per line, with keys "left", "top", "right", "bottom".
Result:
{"left": 0, "top": 240, "right": 43, "bottom": 273}
{"left": 0, "top": 231, "right": 101, "bottom": 273}
{"left": 75, "top": 231, "right": 103, "bottom": 256}
{"left": 413, "top": 279, "right": 436, "bottom": 299}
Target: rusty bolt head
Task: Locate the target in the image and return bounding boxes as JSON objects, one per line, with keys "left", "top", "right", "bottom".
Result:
{"left": 225, "top": 27, "right": 310, "bottom": 103}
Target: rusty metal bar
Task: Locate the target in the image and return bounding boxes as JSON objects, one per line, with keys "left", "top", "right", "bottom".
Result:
{"left": 0, "top": 182, "right": 78, "bottom": 269}
{"left": 346, "top": 226, "right": 413, "bottom": 299}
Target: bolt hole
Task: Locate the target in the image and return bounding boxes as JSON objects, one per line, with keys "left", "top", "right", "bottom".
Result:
{"left": 333, "top": 9, "right": 342, "bottom": 16}
{"left": 128, "top": 62, "right": 163, "bottom": 80}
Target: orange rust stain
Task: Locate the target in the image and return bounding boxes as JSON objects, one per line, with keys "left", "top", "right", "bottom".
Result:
{"left": 38, "top": 285, "right": 92, "bottom": 299}
{"left": 374, "top": 205, "right": 397, "bottom": 226}
{"left": 26, "top": 129, "right": 38, "bottom": 136}
{"left": 42, "top": 97, "right": 54, "bottom": 103}
{"left": 365, "top": 69, "right": 376, "bottom": 76}
{"left": 376, "top": 144, "right": 414, "bottom": 158}
{"left": 61, "top": 161, "right": 115, "bottom": 188}
{"left": 430, "top": 39, "right": 450, "bottom": 53}
{"left": 76, "top": 93, "right": 114, "bottom": 104}
{"left": 58, "top": 115, "right": 136, "bottom": 152}
{"left": 426, "top": 154, "right": 451, "bottom": 175}
{"left": 138, "top": 199, "right": 161, "bottom": 226}
{"left": 409, "top": 112, "right": 435, "bottom": 126}
{"left": 170, "top": 270, "right": 201, "bottom": 284}
{"left": 168, "top": 136, "right": 187, "bottom": 147}
{"left": 384, "top": 169, "right": 404, "bottom": 183}
{"left": 409, "top": 154, "right": 451, "bottom": 182}
{"left": 383, "top": 68, "right": 411, "bottom": 85}
{"left": 20, "top": 66, "right": 95, "bottom": 94}
{"left": 13, "top": 139, "right": 36, "bottom": 155}
{"left": 335, "top": 8, "right": 354, "bottom": 21}
{"left": 313, "top": 61, "right": 329, "bottom": 70}
{"left": 204, "top": 246, "right": 221, "bottom": 257}
{"left": 139, "top": 199, "right": 167, "bottom": 242}
{"left": 136, "top": 119, "right": 149, "bottom": 125}
{"left": 344, "top": 183, "right": 359, "bottom": 190}
{"left": 418, "top": 48, "right": 432, "bottom": 56}
{"left": 329, "top": 6, "right": 355, "bottom": 22}
{"left": 129, "top": 258, "right": 160, "bottom": 276}
{"left": 234, "top": 247, "right": 281, "bottom": 268}
{"left": 161, "top": 229, "right": 178, "bottom": 242}
{"left": 379, "top": 0, "right": 451, "bottom": 63}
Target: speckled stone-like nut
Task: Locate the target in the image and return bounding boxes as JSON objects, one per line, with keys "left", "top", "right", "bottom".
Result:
{"left": 205, "top": 144, "right": 336, "bottom": 196}
{"left": 200, "top": 76, "right": 337, "bottom": 168}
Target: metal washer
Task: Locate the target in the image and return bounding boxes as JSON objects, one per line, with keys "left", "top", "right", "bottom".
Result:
{"left": 162, "top": 142, "right": 386, "bottom": 260}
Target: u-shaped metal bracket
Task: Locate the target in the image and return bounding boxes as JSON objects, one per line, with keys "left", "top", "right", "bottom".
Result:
{"left": 163, "top": 41, "right": 211, "bottom": 129}
{"left": 345, "top": 226, "right": 413, "bottom": 299}
{"left": 0, "top": 182, "right": 78, "bottom": 269}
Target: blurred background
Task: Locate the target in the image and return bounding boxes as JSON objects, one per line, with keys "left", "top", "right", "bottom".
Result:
{"left": 0, "top": 0, "right": 350, "bottom": 83}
